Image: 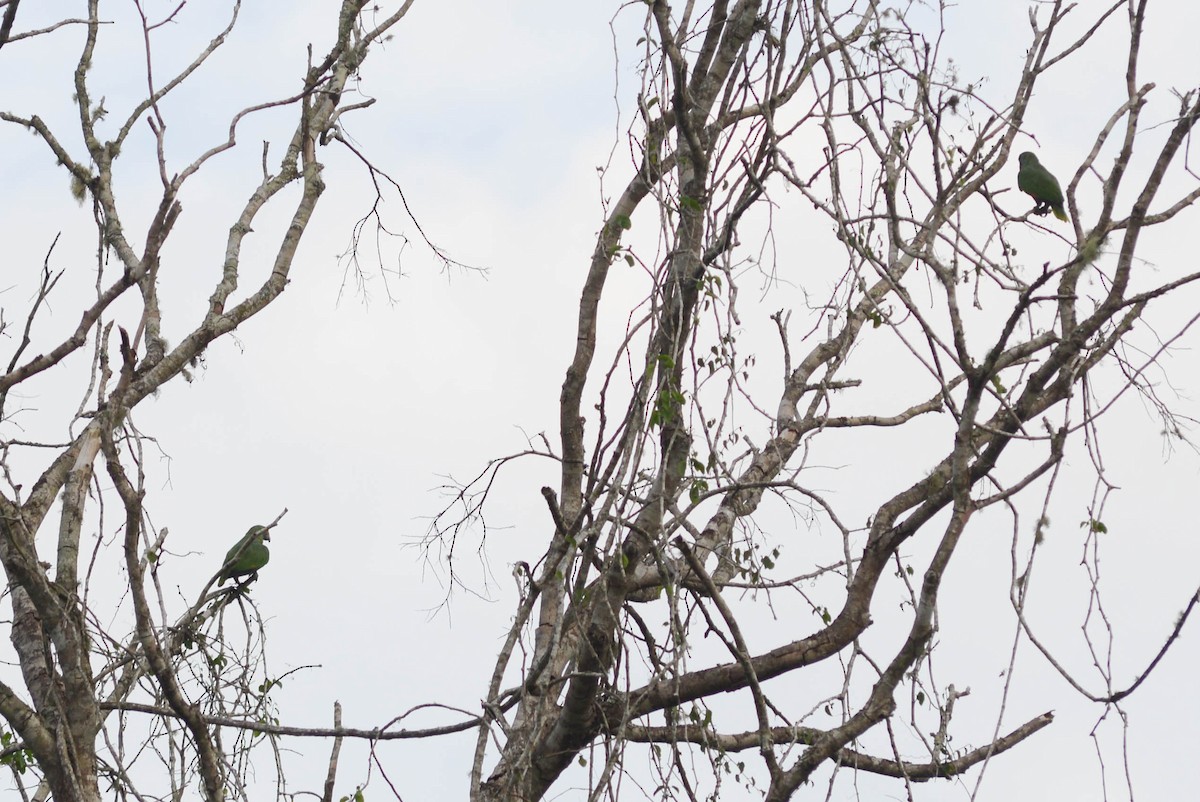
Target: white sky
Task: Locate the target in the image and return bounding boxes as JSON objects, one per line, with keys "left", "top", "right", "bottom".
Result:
{"left": 2, "top": 1, "right": 1199, "bottom": 800}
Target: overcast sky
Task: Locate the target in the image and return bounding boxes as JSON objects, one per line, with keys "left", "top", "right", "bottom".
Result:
{"left": 2, "top": 1, "right": 1199, "bottom": 800}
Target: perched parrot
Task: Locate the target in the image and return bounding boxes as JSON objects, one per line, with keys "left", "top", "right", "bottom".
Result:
{"left": 218, "top": 525, "right": 270, "bottom": 585}
{"left": 1017, "top": 151, "right": 1068, "bottom": 222}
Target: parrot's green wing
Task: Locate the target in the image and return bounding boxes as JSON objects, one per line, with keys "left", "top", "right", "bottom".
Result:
{"left": 1017, "top": 151, "right": 1068, "bottom": 222}
{"left": 218, "top": 525, "right": 271, "bottom": 585}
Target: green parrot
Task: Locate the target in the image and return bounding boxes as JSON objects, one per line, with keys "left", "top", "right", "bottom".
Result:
{"left": 1017, "top": 151, "right": 1068, "bottom": 222}
{"left": 218, "top": 525, "right": 270, "bottom": 585}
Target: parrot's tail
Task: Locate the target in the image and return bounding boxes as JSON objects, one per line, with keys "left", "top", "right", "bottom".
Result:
{"left": 1052, "top": 204, "right": 1068, "bottom": 222}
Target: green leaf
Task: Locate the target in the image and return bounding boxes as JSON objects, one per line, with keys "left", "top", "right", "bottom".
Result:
{"left": 0, "top": 730, "right": 34, "bottom": 774}
{"left": 613, "top": 214, "right": 632, "bottom": 230}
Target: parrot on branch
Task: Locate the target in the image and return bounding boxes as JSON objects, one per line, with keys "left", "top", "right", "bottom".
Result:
{"left": 218, "top": 525, "right": 270, "bottom": 585}
{"left": 1017, "top": 151, "right": 1068, "bottom": 222}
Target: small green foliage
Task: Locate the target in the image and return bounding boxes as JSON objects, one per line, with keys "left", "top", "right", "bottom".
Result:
{"left": 702, "top": 272, "right": 722, "bottom": 297}
{"left": 0, "top": 729, "right": 35, "bottom": 774}
{"left": 1081, "top": 518, "right": 1108, "bottom": 534}
{"left": 613, "top": 213, "right": 632, "bottom": 231}
{"left": 646, "top": 352, "right": 675, "bottom": 383}
{"left": 339, "top": 787, "right": 366, "bottom": 802}
{"left": 731, "top": 542, "right": 781, "bottom": 584}
{"left": 649, "top": 385, "right": 686, "bottom": 428}
{"left": 679, "top": 195, "right": 703, "bottom": 212}
{"left": 257, "top": 677, "right": 281, "bottom": 695}
{"left": 686, "top": 705, "right": 714, "bottom": 728}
